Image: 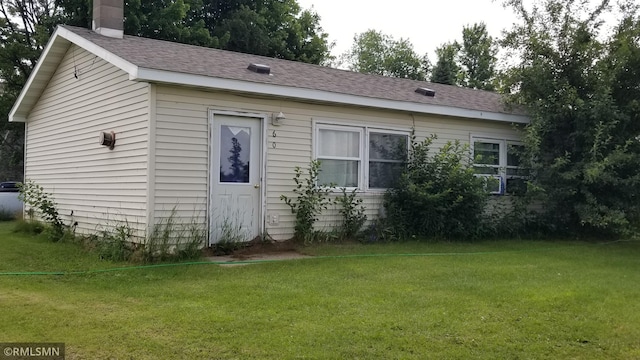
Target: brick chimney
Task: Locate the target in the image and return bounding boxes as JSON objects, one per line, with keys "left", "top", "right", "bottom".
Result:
{"left": 92, "top": 0, "right": 123, "bottom": 38}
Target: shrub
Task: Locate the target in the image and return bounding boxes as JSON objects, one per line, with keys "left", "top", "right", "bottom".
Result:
{"left": 281, "top": 160, "right": 334, "bottom": 243}
{"left": 94, "top": 223, "right": 135, "bottom": 262}
{"left": 18, "top": 180, "right": 67, "bottom": 241}
{"left": 13, "top": 219, "right": 45, "bottom": 235}
{"left": 364, "top": 218, "right": 397, "bottom": 243}
{"left": 384, "top": 134, "right": 488, "bottom": 240}
{"left": 335, "top": 187, "right": 367, "bottom": 240}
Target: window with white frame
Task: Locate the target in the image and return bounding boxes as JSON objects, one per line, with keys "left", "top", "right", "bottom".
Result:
{"left": 316, "top": 126, "right": 362, "bottom": 188}
{"left": 368, "top": 132, "right": 408, "bottom": 189}
{"left": 472, "top": 136, "right": 526, "bottom": 195}
{"left": 315, "top": 124, "right": 409, "bottom": 190}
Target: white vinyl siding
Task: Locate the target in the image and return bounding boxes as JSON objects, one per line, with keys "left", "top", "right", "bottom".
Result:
{"left": 153, "top": 85, "right": 521, "bottom": 240}
{"left": 153, "top": 88, "right": 211, "bottom": 230}
{"left": 25, "top": 45, "right": 150, "bottom": 236}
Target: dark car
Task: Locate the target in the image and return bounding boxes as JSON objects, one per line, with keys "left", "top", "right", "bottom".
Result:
{"left": 0, "top": 182, "right": 20, "bottom": 192}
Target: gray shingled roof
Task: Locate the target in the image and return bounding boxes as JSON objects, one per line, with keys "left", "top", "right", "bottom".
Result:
{"left": 63, "top": 25, "right": 522, "bottom": 118}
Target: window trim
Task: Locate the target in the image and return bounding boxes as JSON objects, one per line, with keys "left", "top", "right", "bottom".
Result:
{"left": 367, "top": 129, "right": 410, "bottom": 191}
{"left": 314, "top": 122, "right": 410, "bottom": 191}
{"left": 315, "top": 124, "right": 364, "bottom": 189}
{"left": 470, "top": 134, "right": 524, "bottom": 195}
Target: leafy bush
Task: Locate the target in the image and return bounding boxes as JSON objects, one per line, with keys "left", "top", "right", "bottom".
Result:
{"left": 18, "top": 180, "right": 66, "bottom": 241}
{"left": 281, "top": 160, "right": 334, "bottom": 243}
{"left": 335, "top": 187, "right": 367, "bottom": 240}
{"left": 364, "top": 218, "right": 397, "bottom": 243}
{"left": 384, "top": 134, "right": 489, "bottom": 240}
{"left": 93, "top": 223, "right": 135, "bottom": 262}
{"left": 13, "top": 219, "right": 45, "bottom": 235}
{"left": 501, "top": 0, "right": 640, "bottom": 238}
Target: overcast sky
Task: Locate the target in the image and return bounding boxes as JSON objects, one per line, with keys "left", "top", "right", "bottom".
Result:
{"left": 296, "top": 0, "right": 519, "bottom": 61}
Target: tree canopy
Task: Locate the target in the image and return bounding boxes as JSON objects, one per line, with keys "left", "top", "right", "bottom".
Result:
{"left": 342, "top": 29, "right": 429, "bottom": 81}
{"left": 430, "top": 23, "right": 497, "bottom": 89}
{"left": 430, "top": 42, "right": 461, "bottom": 85}
{"left": 460, "top": 22, "right": 497, "bottom": 90}
{"left": 58, "top": 0, "right": 332, "bottom": 64}
{"left": 502, "top": 0, "right": 640, "bottom": 237}
{"left": 0, "top": 0, "right": 61, "bottom": 181}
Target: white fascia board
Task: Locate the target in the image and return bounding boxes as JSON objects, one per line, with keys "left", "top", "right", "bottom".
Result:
{"left": 135, "top": 68, "right": 530, "bottom": 124}
{"left": 56, "top": 27, "right": 137, "bottom": 75}
{"left": 8, "top": 27, "right": 65, "bottom": 122}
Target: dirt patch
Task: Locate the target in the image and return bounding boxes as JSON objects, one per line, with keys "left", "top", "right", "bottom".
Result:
{"left": 205, "top": 238, "right": 311, "bottom": 265}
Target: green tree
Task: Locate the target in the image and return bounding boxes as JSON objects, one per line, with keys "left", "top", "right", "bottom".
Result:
{"left": 0, "top": 1, "right": 61, "bottom": 181}
{"left": 196, "top": 0, "right": 331, "bottom": 64}
{"left": 384, "top": 134, "right": 488, "bottom": 240}
{"left": 502, "top": 0, "right": 640, "bottom": 237}
{"left": 343, "top": 29, "right": 429, "bottom": 80}
{"left": 460, "top": 22, "right": 497, "bottom": 90}
{"left": 430, "top": 42, "right": 461, "bottom": 85}
{"left": 60, "top": 0, "right": 332, "bottom": 64}
{"left": 125, "top": 0, "right": 213, "bottom": 46}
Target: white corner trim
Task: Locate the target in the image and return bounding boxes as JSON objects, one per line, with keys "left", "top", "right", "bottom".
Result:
{"left": 134, "top": 68, "right": 530, "bottom": 124}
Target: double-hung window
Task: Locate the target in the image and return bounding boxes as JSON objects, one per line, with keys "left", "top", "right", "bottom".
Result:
{"left": 368, "top": 131, "right": 408, "bottom": 189}
{"left": 472, "top": 136, "right": 526, "bottom": 195}
{"left": 315, "top": 124, "right": 409, "bottom": 190}
{"left": 316, "top": 126, "right": 363, "bottom": 188}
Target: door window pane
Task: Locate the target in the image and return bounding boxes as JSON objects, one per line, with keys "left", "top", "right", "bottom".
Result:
{"left": 219, "top": 125, "right": 251, "bottom": 183}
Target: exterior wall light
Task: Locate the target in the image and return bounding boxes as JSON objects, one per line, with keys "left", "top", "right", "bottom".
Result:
{"left": 272, "top": 112, "right": 285, "bottom": 126}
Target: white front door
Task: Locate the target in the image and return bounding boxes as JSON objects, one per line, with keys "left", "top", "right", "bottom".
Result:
{"left": 210, "top": 113, "right": 263, "bottom": 244}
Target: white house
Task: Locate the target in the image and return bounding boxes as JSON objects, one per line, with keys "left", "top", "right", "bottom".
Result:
{"left": 9, "top": 0, "right": 528, "bottom": 243}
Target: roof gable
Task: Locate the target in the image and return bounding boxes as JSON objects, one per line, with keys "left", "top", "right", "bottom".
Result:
{"left": 10, "top": 25, "right": 528, "bottom": 124}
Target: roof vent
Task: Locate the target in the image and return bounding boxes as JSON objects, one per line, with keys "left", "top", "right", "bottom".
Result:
{"left": 415, "top": 87, "right": 436, "bottom": 97}
{"left": 248, "top": 63, "right": 271, "bottom": 74}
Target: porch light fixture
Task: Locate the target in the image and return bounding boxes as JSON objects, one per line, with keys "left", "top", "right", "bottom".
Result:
{"left": 272, "top": 111, "right": 285, "bottom": 126}
{"left": 99, "top": 131, "right": 116, "bottom": 150}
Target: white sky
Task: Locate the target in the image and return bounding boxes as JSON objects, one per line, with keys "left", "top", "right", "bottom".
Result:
{"left": 296, "top": 0, "right": 519, "bottom": 62}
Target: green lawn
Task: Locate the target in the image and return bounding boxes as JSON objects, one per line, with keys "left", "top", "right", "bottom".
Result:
{"left": 1, "top": 221, "right": 640, "bottom": 359}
